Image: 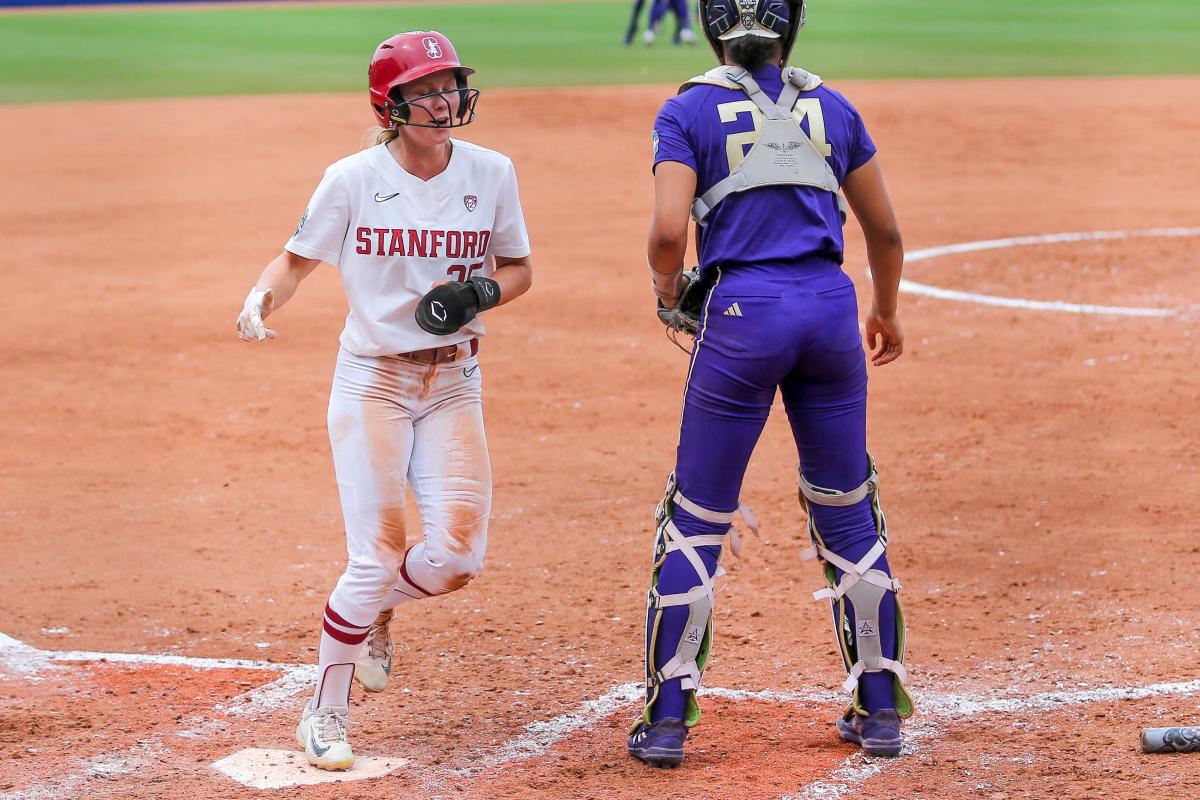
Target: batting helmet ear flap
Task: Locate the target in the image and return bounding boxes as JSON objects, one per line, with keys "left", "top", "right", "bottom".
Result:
{"left": 384, "top": 87, "right": 412, "bottom": 126}
{"left": 455, "top": 73, "right": 470, "bottom": 124}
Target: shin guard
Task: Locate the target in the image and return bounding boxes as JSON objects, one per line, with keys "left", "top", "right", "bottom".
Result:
{"left": 799, "top": 457, "right": 913, "bottom": 718}
{"left": 638, "top": 472, "right": 745, "bottom": 727}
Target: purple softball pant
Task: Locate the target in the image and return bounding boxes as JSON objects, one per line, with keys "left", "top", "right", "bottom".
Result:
{"left": 648, "top": 262, "right": 899, "bottom": 722}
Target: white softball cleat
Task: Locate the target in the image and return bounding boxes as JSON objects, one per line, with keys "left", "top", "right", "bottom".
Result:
{"left": 354, "top": 611, "right": 394, "bottom": 693}
{"left": 296, "top": 705, "right": 355, "bottom": 771}
{"left": 643, "top": 28, "right": 657, "bottom": 45}
{"left": 679, "top": 28, "right": 698, "bottom": 45}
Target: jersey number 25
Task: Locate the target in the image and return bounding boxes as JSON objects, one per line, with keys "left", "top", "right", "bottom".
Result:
{"left": 446, "top": 262, "right": 485, "bottom": 282}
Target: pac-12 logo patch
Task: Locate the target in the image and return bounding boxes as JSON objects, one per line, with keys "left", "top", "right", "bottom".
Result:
{"left": 292, "top": 207, "right": 309, "bottom": 238}
{"left": 422, "top": 36, "right": 443, "bottom": 59}
{"left": 464, "top": 194, "right": 478, "bottom": 212}
{"left": 651, "top": 129, "right": 660, "bottom": 157}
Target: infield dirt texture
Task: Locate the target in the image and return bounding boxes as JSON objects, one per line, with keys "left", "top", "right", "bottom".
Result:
{"left": 1, "top": 2, "right": 1199, "bottom": 798}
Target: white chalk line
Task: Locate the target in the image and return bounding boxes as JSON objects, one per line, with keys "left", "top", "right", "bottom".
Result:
{"left": 7, "top": 633, "right": 1200, "bottom": 799}
{"left": 489, "top": 681, "right": 643, "bottom": 763}
{"left": 6, "top": 741, "right": 169, "bottom": 800}
{"left": 0, "top": 631, "right": 295, "bottom": 674}
{"left": 895, "top": 226, "right": 1199, "bottom": 316}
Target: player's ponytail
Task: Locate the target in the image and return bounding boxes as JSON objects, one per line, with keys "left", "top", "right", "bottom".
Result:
{"left": 727, "top": 36, "right": 782, "bottom": 71}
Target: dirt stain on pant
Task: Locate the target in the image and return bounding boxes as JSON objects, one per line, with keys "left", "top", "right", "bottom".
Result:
{"left": 376, "top": 501, "right": 408, "bottom": 556}
{"left": 441, "top": 405, "right": 491, "bottom": 560}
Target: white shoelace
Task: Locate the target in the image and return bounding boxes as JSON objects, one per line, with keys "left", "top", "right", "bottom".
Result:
{"left": 366, "top": 623, "right": 391, "bottom": 662}
{"left": 318, "top": 711, "right": 349, "bottom": 744}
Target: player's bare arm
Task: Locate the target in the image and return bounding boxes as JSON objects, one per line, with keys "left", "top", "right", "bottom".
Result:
{"left": 235, "top": 251, "right": 319, "bottom": 342}
{"left": 648, "top": 160, "right": 697, "bottom": 306}
{"left": 489, "top": 254, "right": 533, "bottom": 305}
{"left": 844, "top": 157, "right": 905, "bottom": 366}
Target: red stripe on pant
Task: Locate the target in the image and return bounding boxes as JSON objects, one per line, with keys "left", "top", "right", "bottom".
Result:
{"left": 324, "top": 602, "right": 363, "bottom": 631}
{"left": 323, "top": 619, "right": 369, "bottom": 645}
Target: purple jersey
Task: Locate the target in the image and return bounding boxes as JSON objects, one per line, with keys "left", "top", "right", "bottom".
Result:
{"left": 652, "top": 64, "right": 876, "bottom": 269}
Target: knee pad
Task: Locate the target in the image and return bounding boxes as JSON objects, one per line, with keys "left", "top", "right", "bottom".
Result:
{"left": 798, "top": 456, "right": 914, "bottom": 718}
{"left": 639, "top": 473, "right": 756, "bottom": 726}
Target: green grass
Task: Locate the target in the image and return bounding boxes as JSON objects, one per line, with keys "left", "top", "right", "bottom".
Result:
{"left": 0, "top": 0, "right": 1197, "bottom": 103}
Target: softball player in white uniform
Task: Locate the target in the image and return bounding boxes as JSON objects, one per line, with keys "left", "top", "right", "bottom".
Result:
{"left": 235, "top": 31, "right": 532, "bottom": 770}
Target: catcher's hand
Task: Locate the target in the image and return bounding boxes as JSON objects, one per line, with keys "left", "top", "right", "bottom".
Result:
{"left": 657, "top": 267, "right": 704, "bottom": 336}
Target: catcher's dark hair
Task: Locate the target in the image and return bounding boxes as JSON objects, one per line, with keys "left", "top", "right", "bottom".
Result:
{"left": 726, "top": 36, "right": 782, "bottom": 70}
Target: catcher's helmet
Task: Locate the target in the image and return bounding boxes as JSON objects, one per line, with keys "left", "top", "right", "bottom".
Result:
{"left": 368, "top": 31, "right": 478, "bottom": 129}
{"left": 697, "top": 0, "right": 806, "bottom": 65}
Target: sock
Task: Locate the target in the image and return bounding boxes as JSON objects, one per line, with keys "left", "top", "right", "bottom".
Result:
{"left": 310, "top": 602, "right": 369, "bottom": 710}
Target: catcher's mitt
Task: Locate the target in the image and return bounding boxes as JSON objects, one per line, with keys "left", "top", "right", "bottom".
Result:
{"left": 657, "top": 267, "right": 706, "bottom": 343}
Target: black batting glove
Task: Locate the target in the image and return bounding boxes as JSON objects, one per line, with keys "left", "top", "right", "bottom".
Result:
{"left": 415, "top": 276, "right": 501, "bottom": 336}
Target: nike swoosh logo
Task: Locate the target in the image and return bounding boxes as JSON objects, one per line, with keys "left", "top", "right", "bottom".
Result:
{"left": 309, "top": 729, "right": 330, "bottom": 757}
{"left": 463, "top": 365, "right": 478, "bottom": 378}
{"left": 374, "top": 192, "right": 400, "bottom": 202}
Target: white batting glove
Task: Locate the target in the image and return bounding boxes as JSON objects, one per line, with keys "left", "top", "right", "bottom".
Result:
{"left": 236, "top": 287, "right": 276, "bottom": 342}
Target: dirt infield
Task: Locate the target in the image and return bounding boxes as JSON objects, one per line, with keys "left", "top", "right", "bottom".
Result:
{"left": 1, "top": 76, "right": 1198, "bottom": 798}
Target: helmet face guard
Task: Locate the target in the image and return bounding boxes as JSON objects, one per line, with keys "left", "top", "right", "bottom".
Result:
{"left": 385, "top": 85, "right": 480, "bottom": 129}
{"left": 368, "top": 31, "right": 479, "bottom": 129}
{"left": 697, "top": 0, "right": 806, "bottom": 66}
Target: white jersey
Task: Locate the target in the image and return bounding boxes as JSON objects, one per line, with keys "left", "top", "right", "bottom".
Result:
{"left": 285, "top": 140, "right": 531, "bottom": 356}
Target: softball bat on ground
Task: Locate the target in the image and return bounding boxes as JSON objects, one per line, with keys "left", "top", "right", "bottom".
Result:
{"left": 1141, "top": 726, "right": 1200, "bottom": 753}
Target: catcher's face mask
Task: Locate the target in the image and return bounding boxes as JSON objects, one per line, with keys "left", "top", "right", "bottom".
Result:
{"left": 697, "top": 0, "right": 805, "bottom": 64}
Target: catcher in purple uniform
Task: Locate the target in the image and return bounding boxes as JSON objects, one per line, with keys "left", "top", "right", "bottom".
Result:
{"left": 628, "top": 0, "right": 913, "bottom": 768}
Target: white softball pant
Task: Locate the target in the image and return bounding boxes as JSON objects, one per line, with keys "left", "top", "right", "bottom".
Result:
{"left": 324, "top": 346, "right": 491, "bottom": 629}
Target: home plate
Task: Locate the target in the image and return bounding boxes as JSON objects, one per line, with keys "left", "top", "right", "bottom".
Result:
{"left": 212, "top": 748, "right": 410, "bottom": 788}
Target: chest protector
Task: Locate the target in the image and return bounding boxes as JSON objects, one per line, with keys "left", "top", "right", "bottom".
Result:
{"left": 680, "top": 65, "right": 845, "bottom": 225}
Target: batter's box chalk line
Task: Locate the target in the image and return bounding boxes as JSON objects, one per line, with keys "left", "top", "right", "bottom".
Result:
{"left": 875, "top": 226, "right": 1200, "bottom": 317}
{"left": 5, "top": 633, "right": 1200, "bottom": 796}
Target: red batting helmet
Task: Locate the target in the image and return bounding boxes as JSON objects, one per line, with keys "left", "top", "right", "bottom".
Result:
{"left": 368, "top": 31, "right": 477, "bottom": 129}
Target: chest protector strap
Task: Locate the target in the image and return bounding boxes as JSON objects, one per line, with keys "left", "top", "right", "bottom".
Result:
{"left": 687, "top": 66, "right": 843, "bottom": 226}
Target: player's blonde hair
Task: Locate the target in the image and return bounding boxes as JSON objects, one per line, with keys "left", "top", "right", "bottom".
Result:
{"left": 362, "top": 126, "right": 400, "bottom": 149}
{"left": 364, "top": 127, "right": 400, "bottom": 149}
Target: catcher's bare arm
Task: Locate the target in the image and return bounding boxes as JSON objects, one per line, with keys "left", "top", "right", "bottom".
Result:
{"left": 648, "top": 161, "right": 698, "bottom": 306}
{"left": 843, "top": 157, "right": 905, "bottom": 366}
